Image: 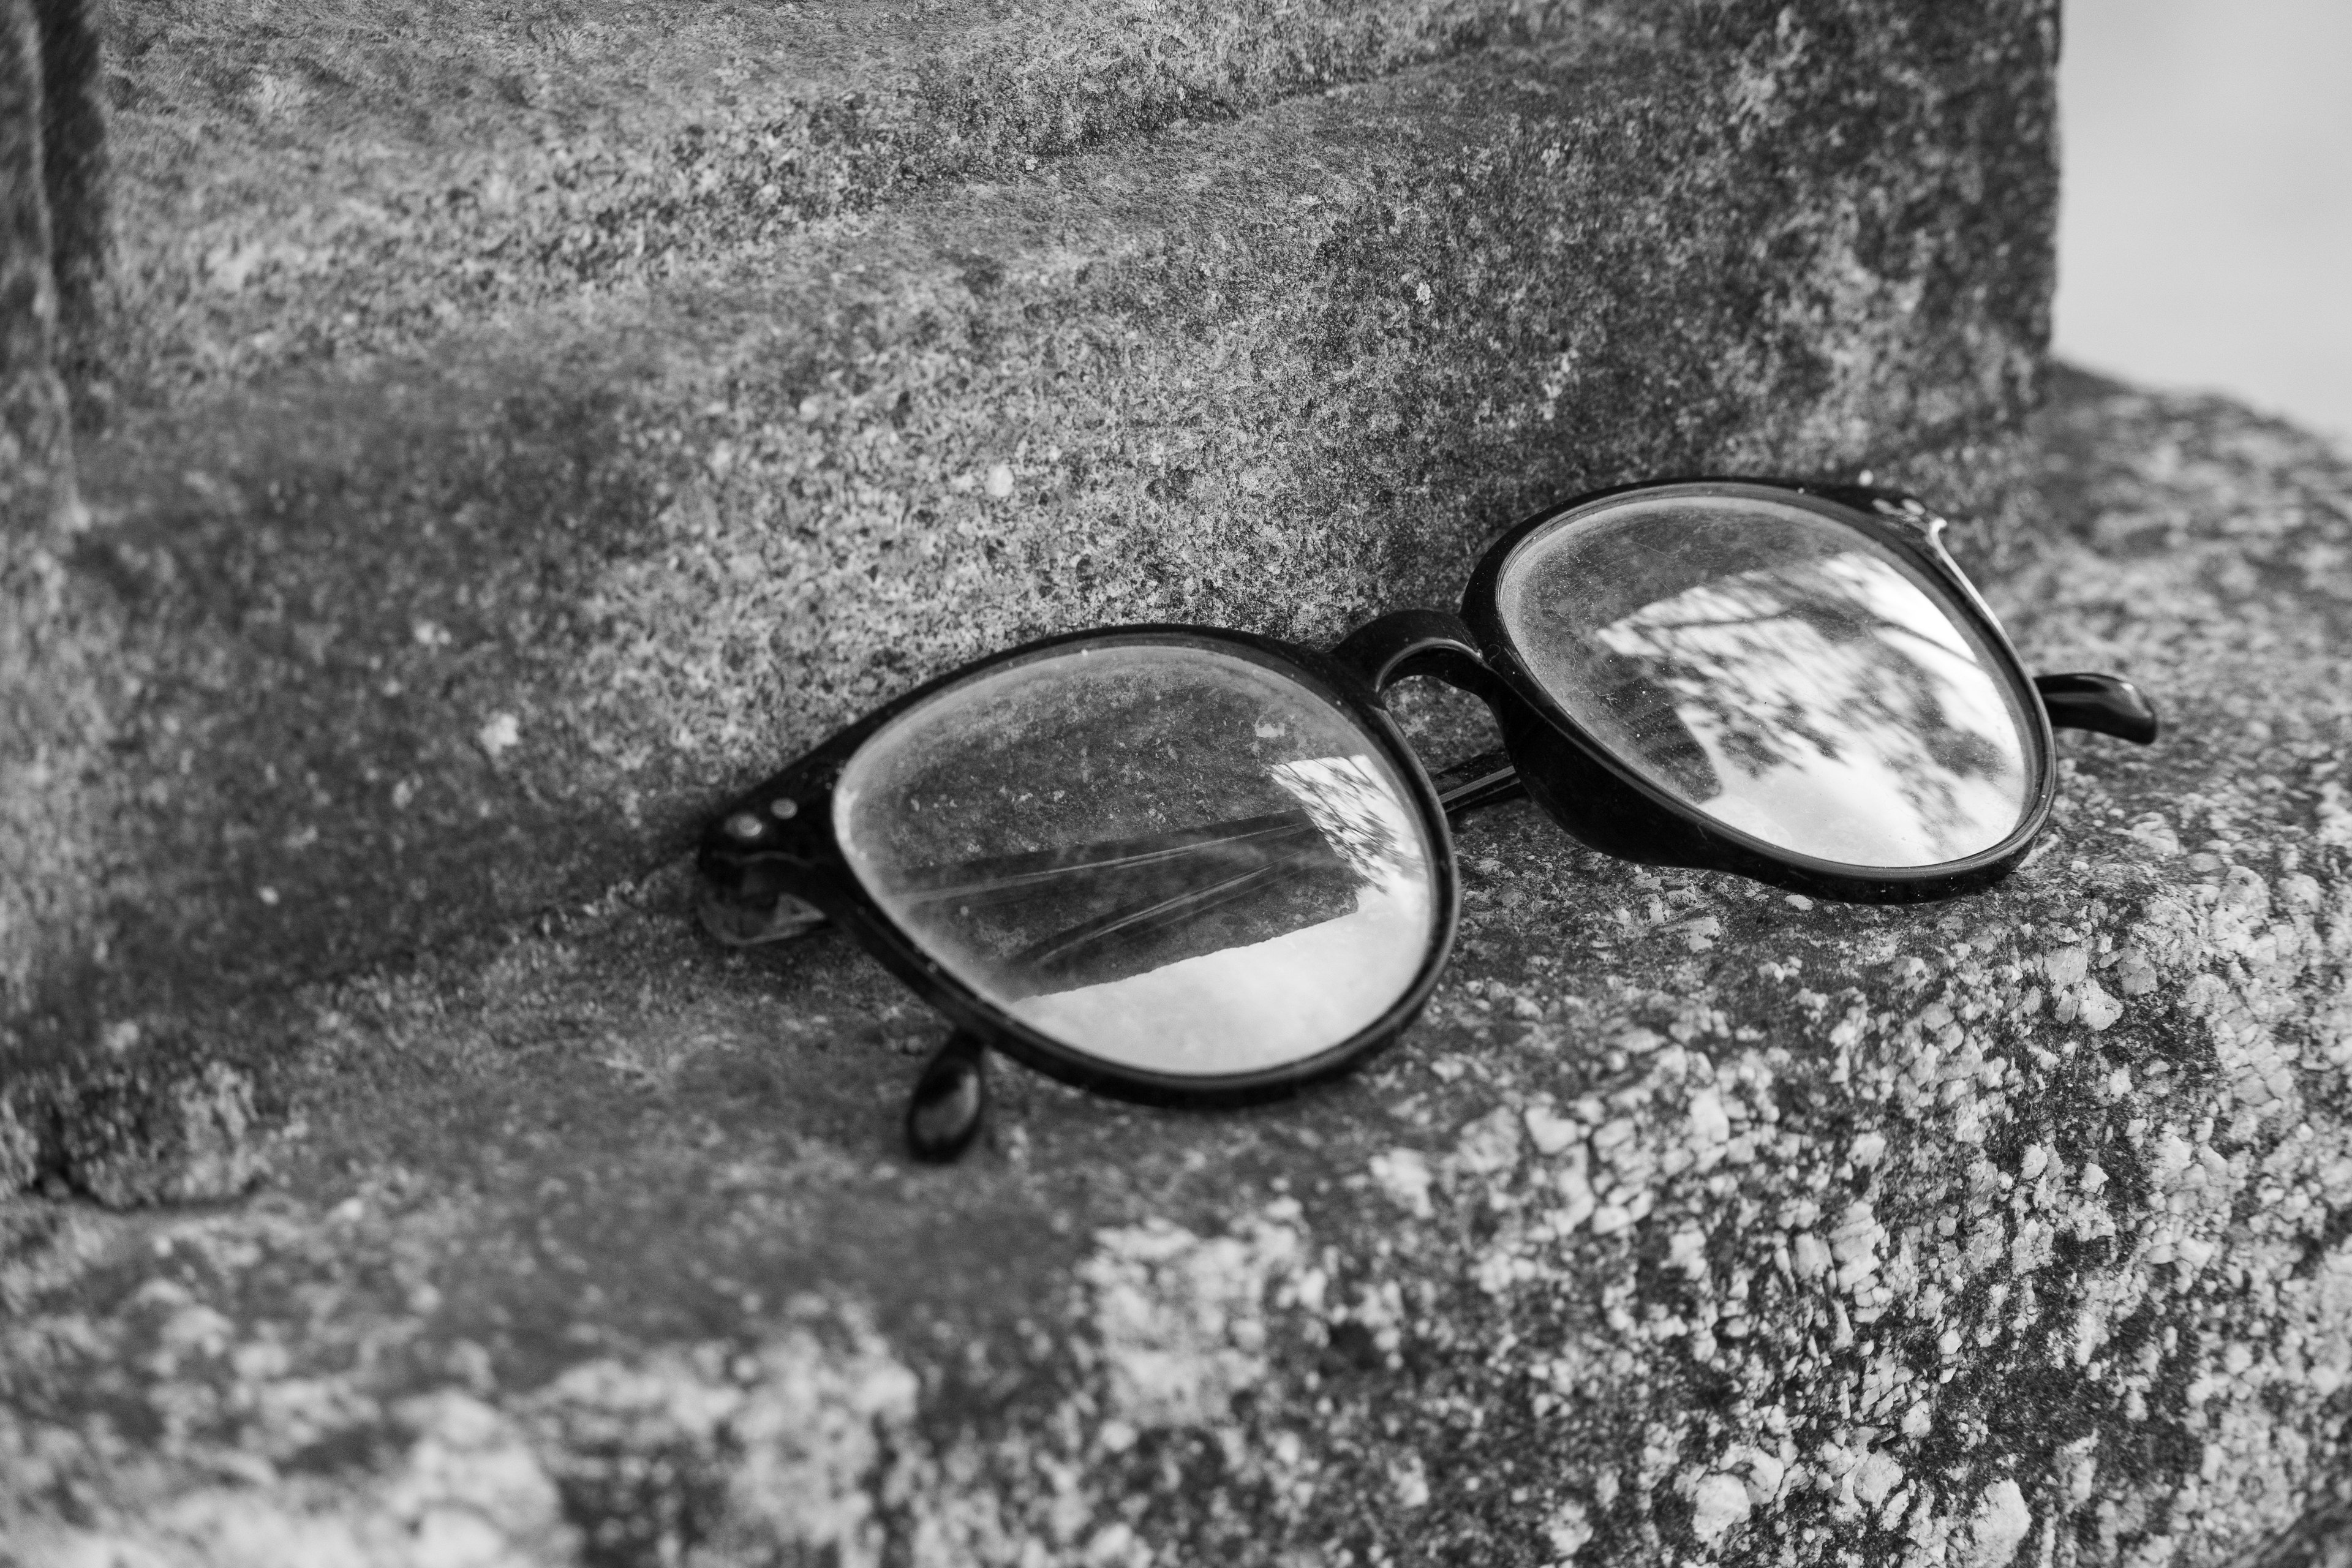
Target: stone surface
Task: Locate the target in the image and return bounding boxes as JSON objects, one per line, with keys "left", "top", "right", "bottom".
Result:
{"left": 4, "top": 374, "right": 2350, "bottom": 1566}
{"left": 2, "top": 0, "right": 107, "bottom": 1037}
{"left": 2, "top": 0, "right": 72, "bottom": 532}
{"left": 25, "top": 2, "right": 2352, "bottom": 1564}
{"left": 1, "top": 0, "right": 2061, "bottom": 1033}
{"left": 1, "top": 0, "right": 103, "bottom": 521}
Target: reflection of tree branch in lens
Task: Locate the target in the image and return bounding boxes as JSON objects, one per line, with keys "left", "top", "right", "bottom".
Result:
{"left": 888, "top": 812, "right": 1318, "bottom": 910}
{"left": 990, "top": 835, "right": 1358, "bottom": 1000}
{"left": 1586, "top": 646, "right": 1722, "bottom": 802}
{"left": 894, "top": 752, "right": 1512, "bottom": 921}
{"left": 896, "top": 758, "right": 1416, "bottom": 1001}
{"left": 1592, "top": 556, "right": 2014, "bottom": 843}
{"left": 1627, "top": 606, "right": 1972, "bottom": 661}
{"left": 1005, "top": 862, "right": 1279, "bottom": 984}
{"left": 881, "top": 674, "right": 1319, "bottom": 870}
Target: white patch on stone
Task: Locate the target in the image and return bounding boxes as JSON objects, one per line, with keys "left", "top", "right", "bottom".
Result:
{"left": 1370, "top": 1148, "right": 1435, "bottom": 1217}
{"left": 2011, "top": 1217, "right": 2056, "bottom": 1274}
{"left": 477, "top": 712, "right": 522, "bottom": 760}
{"left": 2315, "top": 782, "right": 2352, "bottom": 849}
{"left": 58, "top": 1384, "right": 575, "bottom": 1567}
{"left": 2128, "top": 813, "right": 2183, "bottom": 857}
{"left": 1525, "top": 1102, "right": 1582, "bottom": 1156}
{"left": 1079, "top": 1213, "right": 1299, "bottom": 1438}
{"left": 2043, "top": 946, "right": 2090, "bottom": 987}
{"left": 1545, "top": 1498, "right": 1594, "bottom": 1559}
{"left": 527, "top": 1308, "right": 920, "bottom": 1567}
{"left": 1551, "top": 1145, "right": 1597, "bottom": 1232}
{"left": 1960, "top": 1477, "right": 2031, "bottom": 1566}
{"left": 1721, "top": 1445, "right": 1785, "bottom": 1506}
{"left": 1687, "top": 1090, "right": 1731, "bottom": 1150}
{"left": 1452, "top": 1106, "right": 1523, "bottom": 1177}
{"left": 1853, "top": 1450, "right": 1904, "bottom": 1507}
{"left": 1688, "top": 1471, "right": 1752, "bottom": 1542}
{"left": 1829, "top": 1201, "right": 1883, "bottom": 1266}
{"left": 2057, "top": 1436, "right": 2099, "bottom": 1506}
{"left": 388, "top": 1389, "right": 567, "bottom": 1539}
{"left": 1392, "top": 1452, "right": 1431, "bottom": 1509}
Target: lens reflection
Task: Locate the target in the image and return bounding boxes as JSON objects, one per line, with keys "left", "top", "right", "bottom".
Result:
{"left": 834, "top": 639, "right": 1437, "bottom": 1078}
{"left": 1496, "top": 489, "right": 2033, "bottom": 867}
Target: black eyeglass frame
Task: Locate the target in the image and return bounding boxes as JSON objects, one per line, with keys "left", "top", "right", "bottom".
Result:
{"left": 1437, "top": 478, "right": 2075, "bottom": 903}
{"left": 696, "top": 477, "right": 2158, "bottom": 1145}
{"left": 698, "top": 625, "right": 1467, "bottom": 1112}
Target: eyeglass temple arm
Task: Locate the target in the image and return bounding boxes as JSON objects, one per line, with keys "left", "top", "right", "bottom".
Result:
{"left": 1433, "top": 749, "right": 1526, "bottom": 818}
{"left": 2035, "top": 673, "right": 2160, "bottom": 744}
{"left": 1422, "top": 673, "right": 2160, "bottom": 821}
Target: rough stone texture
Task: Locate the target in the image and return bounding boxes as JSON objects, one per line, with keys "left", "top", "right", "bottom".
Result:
{"left": 28, "top": 0, "right": 102, "bottom": 372}
{"left": 1, "top": 0, "right": 102, "bottom": 521}
{"left": 103, "top": 0, "right": 2054, "bottom": 402}
{"left": 2, "top": 0, "right": 108, "bottom": 1041}
{"left": 4, "top": 375, "right": 2351, "bottom": 1565}
{"left": 24, "top": 2, "right": 2352, "bottom": 1563}
{"left": 0, "top": 0, "right": 2062, "bottom": 1034}
{"left": 2, "top": 0, "right": 73, "bottom": 530}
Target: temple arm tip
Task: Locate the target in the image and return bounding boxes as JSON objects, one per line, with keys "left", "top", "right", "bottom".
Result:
{"left": 2034, "top": 672, "right": 2161, "bottom": 745}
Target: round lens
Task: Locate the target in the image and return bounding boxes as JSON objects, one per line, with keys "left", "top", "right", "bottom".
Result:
{"left": 1494, "top": 487, "right": 2035, "bottom": 868}
{"left": 834, "top": 638, "right": 1441, "bottom": 1080}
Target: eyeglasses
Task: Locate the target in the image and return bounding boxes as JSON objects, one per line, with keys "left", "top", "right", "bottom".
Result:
{"left": 696, "top": 478, "right": 2160, "bottom": 1161}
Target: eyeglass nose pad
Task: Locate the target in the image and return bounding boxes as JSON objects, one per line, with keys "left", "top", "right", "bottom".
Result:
{"left": 905, "top": 1030, "right": 989, "bottom": 1163}
{"left": 696, "top": 880, "right": 829, "bottom": 946}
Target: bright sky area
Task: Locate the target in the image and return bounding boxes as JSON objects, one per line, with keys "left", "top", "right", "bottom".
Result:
{"left": 2056, "top": 0, "right": 2352, "bottom": 442}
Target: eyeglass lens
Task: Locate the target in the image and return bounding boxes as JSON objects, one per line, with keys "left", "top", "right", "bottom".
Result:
{"left": 1495, "top": 490, "right": 2035, "bottom": 868}
{"left": 833, "top": 639, "right": 1440, "bottom": 1078}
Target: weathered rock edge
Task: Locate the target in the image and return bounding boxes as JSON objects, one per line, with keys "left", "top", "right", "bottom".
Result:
{"left": 3, "top": 376, "right": 2348, "bottom": 1567}
{"left": 3, "top": 0, "right": 108, "bottom": 1025}
{"left": 110, "top": 0, "right": 2051, "bottom": 393}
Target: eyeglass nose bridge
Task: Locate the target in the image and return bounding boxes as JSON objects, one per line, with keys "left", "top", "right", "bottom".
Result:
{"left": 1330, "top": 608, "right": 1502, "bottom": 700}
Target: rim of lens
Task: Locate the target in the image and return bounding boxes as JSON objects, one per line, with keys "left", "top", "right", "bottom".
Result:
{"left": 826, "top": 627, "right": 1463, "bottom": 1104}
{"left": 1483, "top": 480, "right": 2054, "bottom": 881}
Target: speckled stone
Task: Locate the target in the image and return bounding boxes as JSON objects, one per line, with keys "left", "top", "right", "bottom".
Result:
{"left": 37, "top": 6, "right": 2352, "bottom": 1563}
{"left": 1, "top": 0, "right": 104, "bottom": 517}
{"left": 2, "top": 0, "right": 74, "bottom": 533}
{"left": 3, "top": 374, "right": 2349, "bottom": 1566}
{"left": 7, "top": 0, "right": 2063, "bottom": 1042}
{"left": 2, "top": 0, "right": 107, "bottom": 1035}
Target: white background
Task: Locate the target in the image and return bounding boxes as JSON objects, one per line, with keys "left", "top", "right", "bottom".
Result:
{"left": 2056, "top": 0, "right": 2352, "bottom": 441}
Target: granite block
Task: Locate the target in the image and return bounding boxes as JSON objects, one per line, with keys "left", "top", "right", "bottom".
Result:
{"left": 7, "top": 0, "right": 2060, "bottom": 1033}
{"left": 2, "top": 372, "right": 2349, "bottom": 1567}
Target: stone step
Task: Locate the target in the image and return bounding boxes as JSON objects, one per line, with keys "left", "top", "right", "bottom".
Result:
{"left": 4, "top": 371, "right": 2348, "bottom": 1568}
{"left": 3, "top": 0, "right": 2062, "bottom": 1034}
{"left": 109, "top": 0, "right": 1616, "bottom": 384}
